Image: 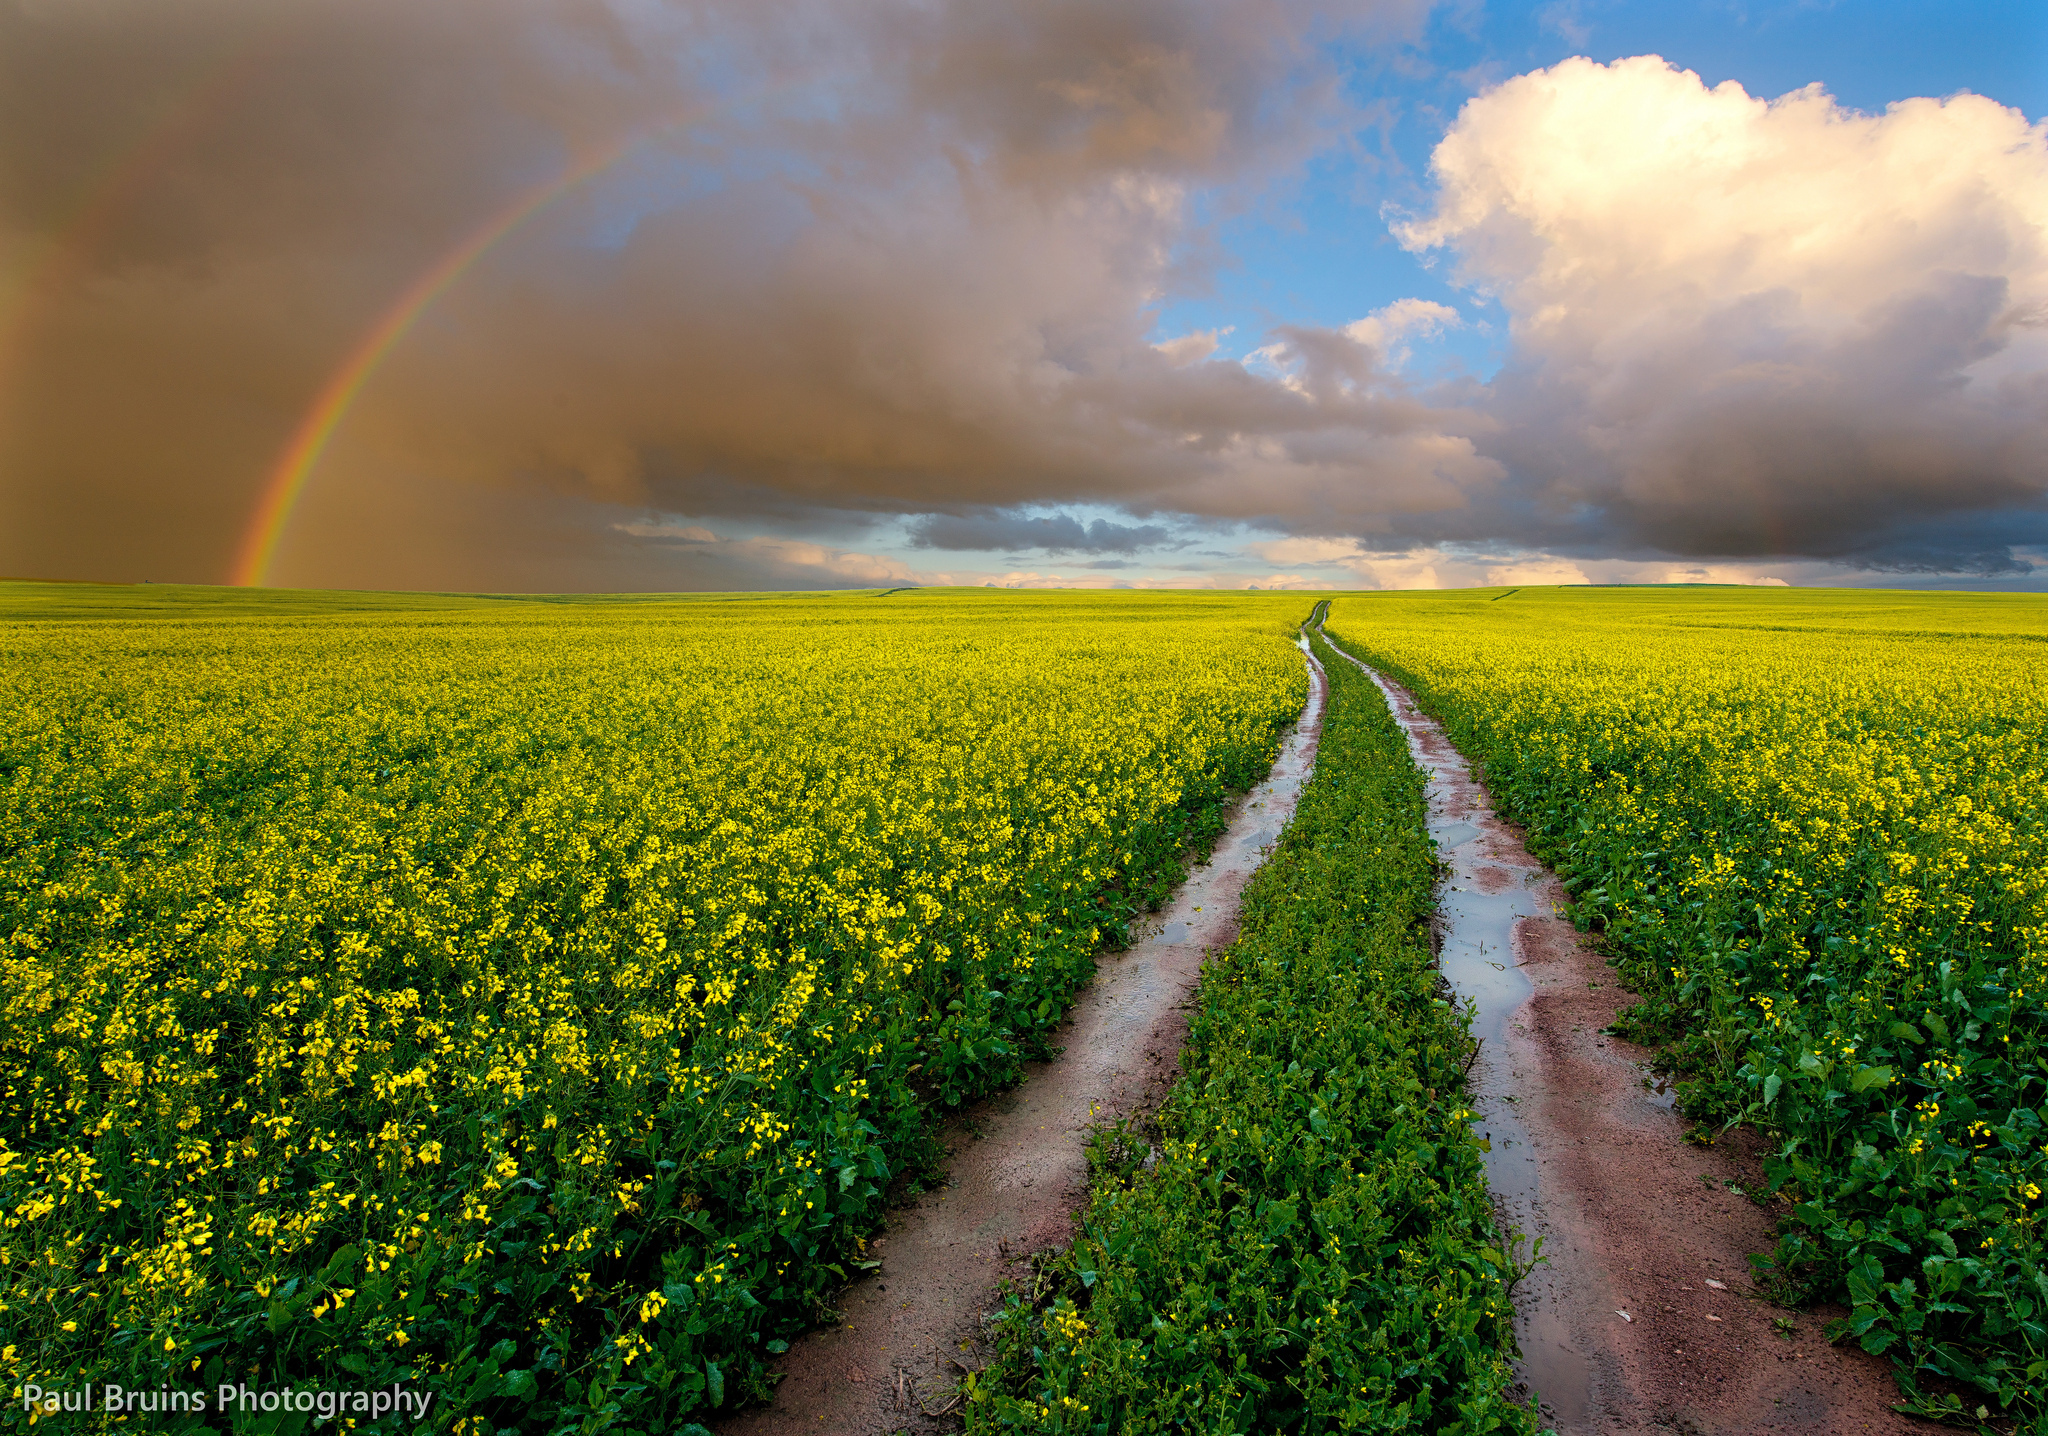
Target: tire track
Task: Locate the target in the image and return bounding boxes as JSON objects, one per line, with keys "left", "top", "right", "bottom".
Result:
{"left": 1316, "top": 621, "right": 1911, "bottom": 1435}
{"left": 721, "top": 631, "right": 1328, "bottom": 1436}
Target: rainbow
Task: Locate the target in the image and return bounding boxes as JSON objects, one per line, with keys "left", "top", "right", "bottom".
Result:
{"left": 231, "top": 69, "right": 826, "bottom": 588}
{"left": 228, "top": 136, "right": 638, "bottom": 587}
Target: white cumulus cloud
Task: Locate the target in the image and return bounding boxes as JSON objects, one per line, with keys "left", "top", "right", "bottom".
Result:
{"left": 1390, "top": 55, "right": 2048, "bottom": 574}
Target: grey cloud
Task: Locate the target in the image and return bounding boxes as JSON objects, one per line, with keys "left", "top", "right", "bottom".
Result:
{"left": 908, "top": 510, "right": 1172, "bottom": 553}
{"left": 0, "top": 0, "right": 1452, "bottom": 589}
{"left": 1401, "top": 275, "right": 2048, "bottom": 573}
{"left": 1833, "top": 512, "right": 2048, "bottom": 577}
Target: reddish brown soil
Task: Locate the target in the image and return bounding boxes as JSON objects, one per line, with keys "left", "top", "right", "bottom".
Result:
{"left": 1348, "top": 649, "right": 1917, "bottom": 1436}
{"left": 1506, "top": 915, "right": 1912, "bottom": 1434}
{"left": 719, "top": 646, "right": 1328, "bottom": 1436}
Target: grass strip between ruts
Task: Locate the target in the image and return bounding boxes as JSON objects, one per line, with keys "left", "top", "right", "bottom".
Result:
{"left": 963, "top": 626, "right": 1540, "bottom": 1435}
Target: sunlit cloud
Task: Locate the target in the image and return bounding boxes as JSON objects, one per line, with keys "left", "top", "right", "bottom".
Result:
{"left": 1152, "top": 326, "right": 1233, "bottom": 365}
{"left": 1341, "top": 298, "right": 1462, "bottom": 367}
{"left": 1391, "top": 55, "right": 2048, "bottom": 574}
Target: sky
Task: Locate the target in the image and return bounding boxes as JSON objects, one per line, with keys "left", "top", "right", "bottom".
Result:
{"left": 1, "top": 0, "right": 2043, "bottom": 593}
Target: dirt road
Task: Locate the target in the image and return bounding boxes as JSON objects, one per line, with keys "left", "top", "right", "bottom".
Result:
{"left": 721, "top": 639, "right": 1328, "bottom": 1436}
{"left": 1323, "top": 630, "right": 1914, "bottom": 1436}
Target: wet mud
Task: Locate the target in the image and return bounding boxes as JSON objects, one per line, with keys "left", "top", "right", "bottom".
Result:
{"left": 1319, "top": 631, "right": 1915, "bottom": 1436}
{"left": 721, "top": 639, "right": 1329, "bottom": 1436}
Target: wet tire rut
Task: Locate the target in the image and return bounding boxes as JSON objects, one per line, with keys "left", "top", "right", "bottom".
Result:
{"left": 1316, "top": 624, "right": 1914, "bottom": 1436}
{"left": 720, "top": 636, "right": 1329, "bottom": 1436}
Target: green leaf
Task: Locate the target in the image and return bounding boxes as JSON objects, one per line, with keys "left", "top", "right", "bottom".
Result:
{"left": 1849, "top": 1065, "right": 1893, "bottom": 1093}
{"left": 705, "top": 1359, "right": 724, "bottom": 1407}
{"left": 1763, "top": 1073, "right": 1782, "bottom": 1106}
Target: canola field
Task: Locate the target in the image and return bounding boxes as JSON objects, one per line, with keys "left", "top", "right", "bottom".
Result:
{"left": 0, "top": 587, "right": 1311, "bottom": 1431}
{"left": 1326, "top": 587, "right": 2048, "bottom": 1422}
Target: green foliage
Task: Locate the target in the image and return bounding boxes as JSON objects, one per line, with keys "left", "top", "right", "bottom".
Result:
{"left": 965, "top": 627, "right": 1538, "bottom": 1435}
{"left": 1325, "top": 585, "right": 2048, "bottom": 1423}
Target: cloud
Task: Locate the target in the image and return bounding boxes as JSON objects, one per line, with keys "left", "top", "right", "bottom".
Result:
{"left": 1534, "top": 3, "right": 1590, "bottom": 48}
{"left": 1480, "top": 556, "right": 1588, "bottom": 586}
{"left": 720, "top": 537, "right": 914, "bottom": 585}
{"left": 1234, "top": 540, "right": 1860, "bottom": 591}
{"left": 0, "top": 0, "right": 1447, "bottom": 588}
{"left": 1152, "top": 326, "right": 1232, "bottom": 365}
{"left": 906, "top": 509, "right": 1172, "bottom": 553}
{"left": 7, "top": 20, "right": 2043, "bottom": 591}
{"left": 1243, "top": 535, "right": 1365, "bottom": 563}
{"left": 615, "top": 520, "right": 719, "bottom": 543}
{"left": 608, "top": 519, "right": 917, "bottom": 586}
{"left": 1341, "top": 297, "right": 1461, "bottom": 363}
{"left": 1392, "top": 56, "right": 2048, "bottom": 572}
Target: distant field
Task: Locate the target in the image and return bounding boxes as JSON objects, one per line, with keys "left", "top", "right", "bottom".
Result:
{"left": 1328, "top": 586, "right": 2048, "bottom": 1422}
{"left": 0, "top": 585, "right": 1310, "bottom": 1431}
{"left": 0, "top": 579, "right": 811, "bottom": 620}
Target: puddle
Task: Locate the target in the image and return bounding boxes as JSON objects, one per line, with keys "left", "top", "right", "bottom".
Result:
{"left": 1314, "top": 627, "right": 1587, "bottom": 1425}
{"left": 1435, "top": 820, "right": 1482, "bottom": 849}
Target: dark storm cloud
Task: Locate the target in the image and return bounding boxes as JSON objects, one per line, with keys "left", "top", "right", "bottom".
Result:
{"left": 0, "top": 0, "right": 672, "bottom": 584}
{"left": 1402, "top": 273, "right": 2048, "bottom": 575}
{"left": 0, "top": 0, "right": 1454, "bottom": 589}
{"left": 906, "top": 510, "right": 1172, "bottom": 554}
{"left": 1833, "top": 513, "right": 2048, "bottom": 578}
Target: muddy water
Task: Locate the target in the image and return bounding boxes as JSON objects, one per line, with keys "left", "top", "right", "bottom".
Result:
{"left": 1319, "top": 629, "right": 1910, "bottom": 1435}
{"left": 722, "top": 637, "right": 1328, "bottom": 1436}
{"left": 1315, "top": 631, "right": 1589, "bottom": 1419}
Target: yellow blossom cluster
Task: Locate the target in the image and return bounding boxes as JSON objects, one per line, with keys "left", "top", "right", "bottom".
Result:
{"left": 0, "top": 588, "right": 1308, "bottom": 1427}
